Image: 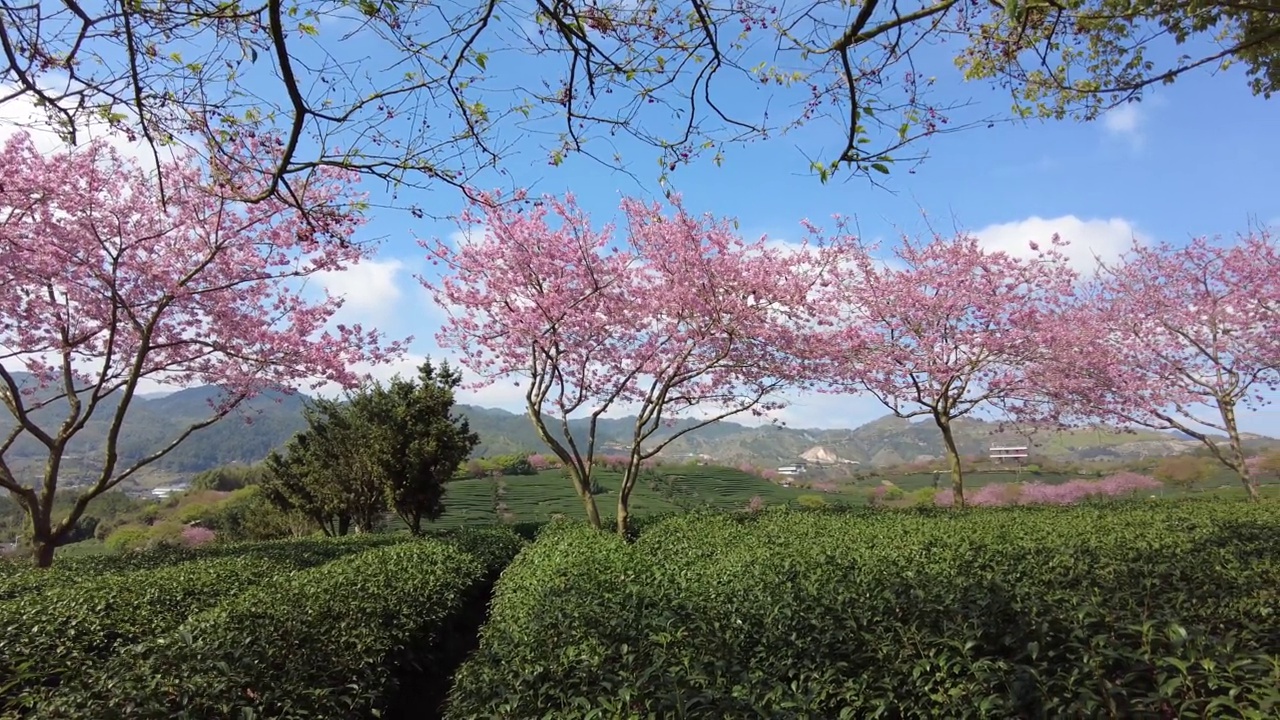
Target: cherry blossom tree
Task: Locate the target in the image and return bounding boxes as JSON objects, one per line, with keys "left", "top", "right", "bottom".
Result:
{"left": 423, "top": 191, "right": 839, "bottom": 533}
{"left": 810, "top": 227, "right": 1080, "bottom": 508}
{"left": 0, "top": 131, "right": 405, "bottom": 566}
{"left": 1055, "top": 234, "right": 1280, "bottom": 502}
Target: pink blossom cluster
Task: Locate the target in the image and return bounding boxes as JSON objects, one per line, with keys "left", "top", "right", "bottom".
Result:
{"left": 180, "top": 525, "right": 217, "bottom": 546}
{"left": 593, "top": 455, "right": 656, "bottom": 472}
{"left": 934, "top": 473, "right": 1162, "bottom": 507}
{"left": 869, "top": 484, "right": 900, "bottom": 501}
{"left": 808, "top": 481, "right": 839, "bottom": 493}
{"left": 527, "top": 454, "right": 554, "bottom": 471}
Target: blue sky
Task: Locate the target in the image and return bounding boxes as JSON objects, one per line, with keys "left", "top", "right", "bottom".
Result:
{"left": 308, "top": 44, "right": 1279, "bottom": 434}
{"left": 1, "top": 15, "right": 1276, "bottom": 435}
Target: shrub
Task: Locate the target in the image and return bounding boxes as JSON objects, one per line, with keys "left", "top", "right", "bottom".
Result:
{"left": 0, "top": 555, "right": 286, "bottom": 716}
{"left": 0, "top": 532, "right": 411, "bottom": 603}
{"left": 447, "top": 502, "right": 1280, "bottom": 718}
{"left": 102, "top": 525, "right": 152, "bottom": 552}
{"left": 796, "top": 493, "right": 827, "bottom": 509}
{"left": 142, "top": 521, "right": 189, "bottom": 549}
{"left": 200, "top": 486, "right": 311, "bottom": 541}
{"left": 42, "top": 538, "right": 503, "bottom": 719}
{"left": 912, "top": 486, "right": 938, "bottom": 506}
{"left": 180, "top": 525, "right": 217, "bottom": 546}
{"left": 433, "top": 525, "right": 527, "bottom": 575}
{"left": 869, "top": 482, "right": 904, "bottom": 505}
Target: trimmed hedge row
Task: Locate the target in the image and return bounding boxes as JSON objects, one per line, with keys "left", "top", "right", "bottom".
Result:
{"left": 0, "top": 555, "right": 285, "bottom": 717}
{"left": 447, "top": 501, "right": 1280, "bottom": 719}
{"left": 0, "top": 533, "right": 411, "bottom": 603}
{"left": 39, "top": 528, "right": 524, "bottom": 719}
{"left": 0, "top": 534, "right": 419, "bottom": 717}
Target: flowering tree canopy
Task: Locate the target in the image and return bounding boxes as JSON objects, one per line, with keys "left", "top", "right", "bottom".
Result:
{"left": 423, "top": 191, "right": 841, "bottom": 532}
{"left": 1056, "top": 234, "right": 1280, "bottom": 501}
{"left": 0, "top": 131, "right": 405, "bottom": 566}
{"left": 810, "top": 227, "right": 1080, "bottom": 507}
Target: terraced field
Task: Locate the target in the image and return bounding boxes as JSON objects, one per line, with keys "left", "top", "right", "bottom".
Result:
{"left": 408, "top": 466, "right": 817, "bottom": 529}
{"left": 397, "top": 464, "right": 1277, "bottom": 531}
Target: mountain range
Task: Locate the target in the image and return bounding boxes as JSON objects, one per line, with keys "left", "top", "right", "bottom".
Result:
{"left": 2, "top": 376, "right": 1276, "bottom": 484}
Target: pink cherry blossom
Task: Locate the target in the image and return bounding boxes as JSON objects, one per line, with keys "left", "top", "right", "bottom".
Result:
{"left": 0, "top": 130, "right": 406, "bottom": 566}
{"left": 933, "top": 473, "right": 1161, "bottom": 507}
{"left": 807, "top": 224, "right": 1080, "bottom": 508}
{"left": 180, "top": 525, "right": 217, "bottom": 546}
{"left": 421, "top": 190, "right": 844, "bottom": 533}
{"left": 1051, "top": 234, "right": 1280, "bottom": 502}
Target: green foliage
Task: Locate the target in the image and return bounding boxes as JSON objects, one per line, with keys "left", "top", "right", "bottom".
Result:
{"left": 913, "top": 486, "right": 939, "bottom": 506}
{"left": 796, "top": 493, "right": 827, "bottom": 509}
{"left": 262, "top": 360, "right": 478, "bottom": 536}
{"left": 404, "top": 465, "right": 814, "bottom": 530}
{"left": 1154, "top": 455, "right": 1217, "bottom": 490}
{"left": 0, "top": 555, "right": 286, "bottom": 716}
{"left": 957, "top": 0, "right": 1280, "bottom": 122}
{"left": 189, "top": 463, "right": 267, "bottom": 491}
{"left": 192, "top": 486, "right": 311, "bottom": 541}
{"left": 363, "top": 361, "right": 480, "bottom": 533}
{"left": 461, "top": 453, "right": 540, "bottom": 478}
{"left": 102, "top": 525, "right": 152, "bottom": 553}
{"left": 0, "top": 490, "right": 145, "bottom": 552}
{"left": 432, "top": 525, "right": 528, "bottom": 576}
{"left": 448, "top": 501, "right": 1280, "bottom": 718}
{"left": 40, "top": 532, "right": 519, "bottom": 719}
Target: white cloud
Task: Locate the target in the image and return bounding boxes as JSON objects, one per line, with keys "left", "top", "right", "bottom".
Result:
{"left": 748, "top": 390, "right": 889, "bottom": 430}
{"left": 447, "top": 228, "right": 484, "bottom": 248}
{"left": 1100, "top": 100, "right": 1153, "bottom": 151}
{"left": 308, "top": 349, "right": 530, "bottom": 412}
{"left": 970, "top": 215, "right": 1149, "bottom": 274}
{"left": 1102, "top": 102, "right": 1142, "bottom": 136}
{"left": 314, "top": 258, "right": 406, "bottom": 323}
{"left": 0, "top": 82, "right": 179, "bottom": 169}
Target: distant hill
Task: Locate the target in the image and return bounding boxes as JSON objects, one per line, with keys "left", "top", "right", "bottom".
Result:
{"left": 2, "top": 375, "right": 1277, "bottom": 483}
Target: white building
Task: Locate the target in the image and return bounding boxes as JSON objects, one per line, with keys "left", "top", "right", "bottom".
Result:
{"left": 150, "top": 484, "right": 190, "bottom": 499}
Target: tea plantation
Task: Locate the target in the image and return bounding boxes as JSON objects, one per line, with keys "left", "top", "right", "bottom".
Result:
{"left": 408, "top": 466, "right": 818, "bottom": 528}
{"left": 2, "top": 499, "right": 1278, "bottom": 719}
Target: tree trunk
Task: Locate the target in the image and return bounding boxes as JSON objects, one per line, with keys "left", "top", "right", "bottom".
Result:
{"left": 26, "top": 504, "right": 60, "bottom": 569}
{"left": 566, "top": 466, "right": 602, "bottom": 530}
{"left": 582, "top": 491, "right": 602, "bottom": 530}
{"left": 337, "top": 514, "right": 351, "bottom": 536}
{"left": 615, "top": 461, "right": 642, "bottom": 536}
{"left": 936, "top": 416, "right": 966, "bottom": 509}
{"left": 615, "top": 495, "right": 630, "bottom": 536}
{"left": 1220, "top": 401, "right": 1260, "bottom": 502}
{"left": 32, "top": 535, "right": 56, "bottom": 569}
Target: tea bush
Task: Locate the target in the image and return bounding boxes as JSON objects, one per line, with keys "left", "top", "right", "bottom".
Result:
{"left": 434, "top": 525, "right": 528, "bottom": 575}
{"left": 0, "top": 555, "right": 286, "bottom": 717}
{"left": 447, "top": 501, "right": 1280, "bottom": 719}
{"left": 41, "top": 529, "right": 524, "bottom": 719}
{"left": 0, "top": 532, "right": 410, "bottom": 603}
